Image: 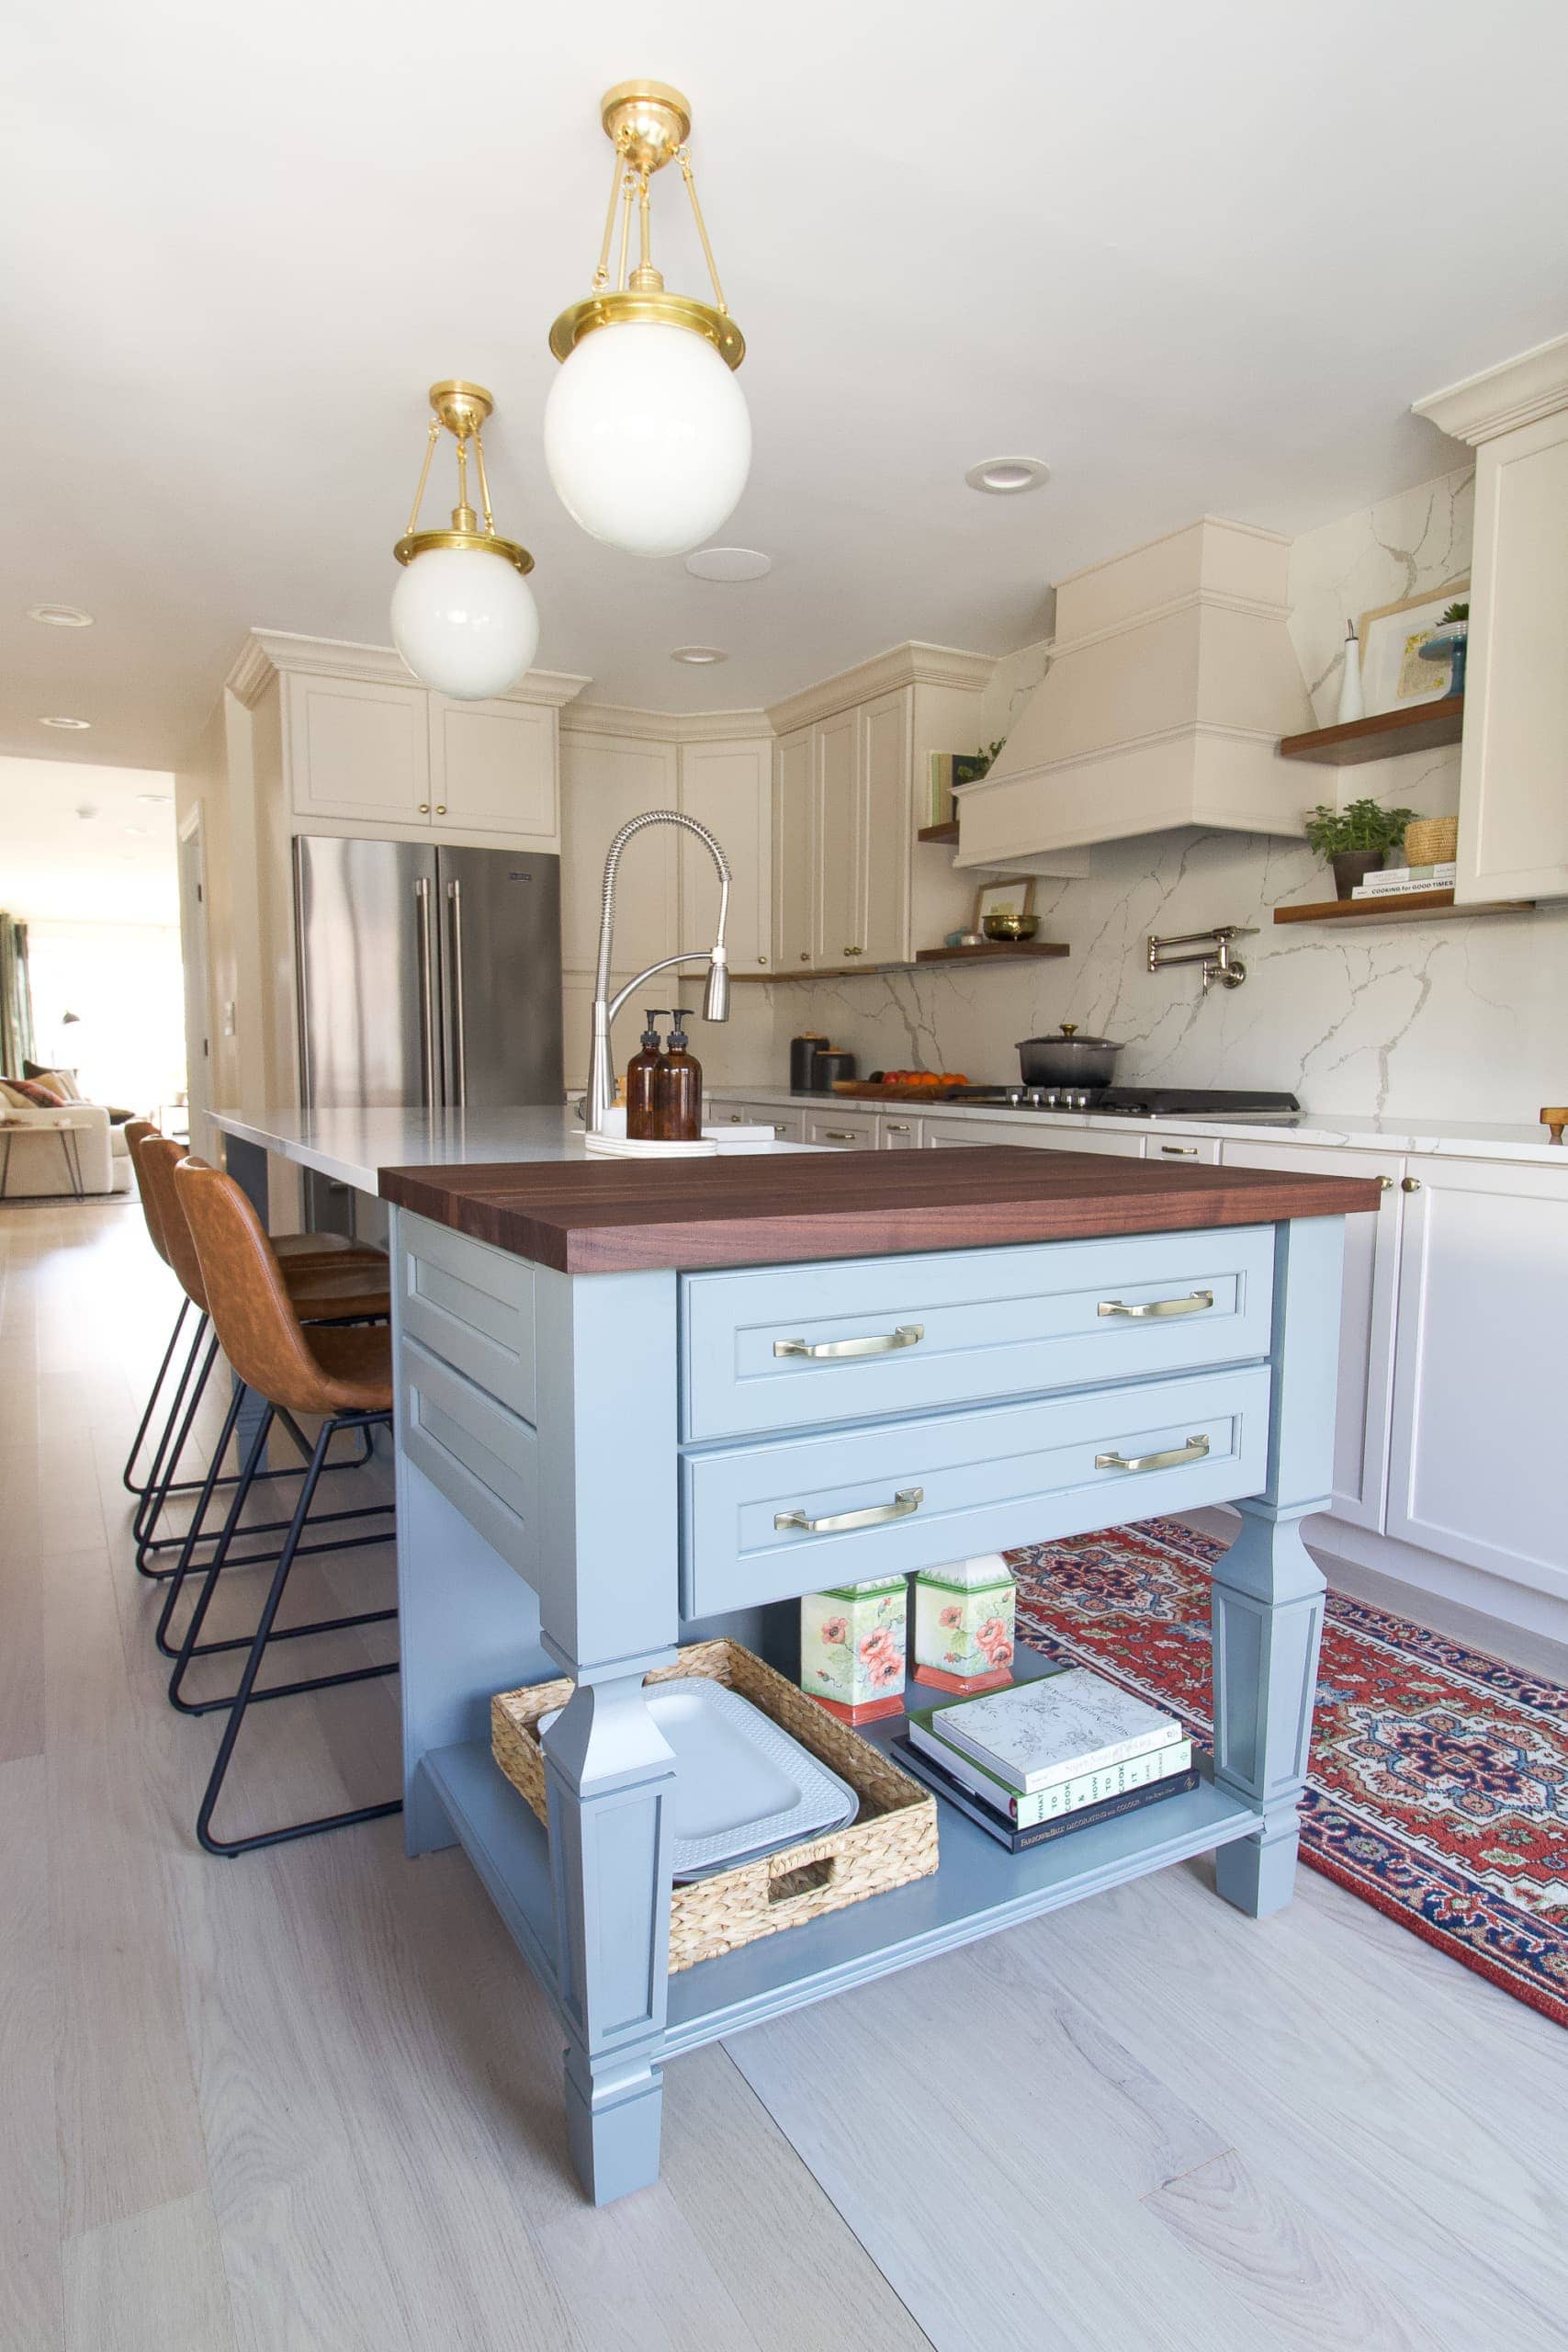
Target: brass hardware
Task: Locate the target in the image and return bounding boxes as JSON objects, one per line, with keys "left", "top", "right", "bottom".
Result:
{"left": 1542, "top": 1105, "right": 1568, "bottom": 1145}
{"left": 821, "top": 1128, "right": 862, "bottom": 1144}
{"left": 1379, "top": 1175, "right": 1394, "bottom": 1191}
{"left": 434, "top": 803, "right": 446, "bottom": 815}
{"left": 417, "top": 803, "right": 430, "bottom": 814}
{"left": 886, "top": 1122, "right": 911, "bottom": 1134}
{"left": 1098, "top": 1291, "right": 1214, "bottom": 1320}
{"left": 775, "top": 1486, "right": 923, "bottom": 1534}
{"left": 757, "top": 955, "right": 767, "bottom": 965}
{"left": 844, "top": 944, "right": 863, "bottom": 956}
{"left": 1095, "top": 1433, "right": 1211, "bottom": 1474}
{"left": 798, "top": 952, "right": 810, "bottom": 962}
{"left": 1158, "top": 1144, "right": 1199, "bottom": 1157}
{"left": 1402, "top": 1175, "right": 1422, "bottom": 1193}
{"left": 394, "top": 379, "right": 534, "bottom": 577}
{"left": 551, "top": 82, "right": 744, "bottom": 369}
{"left": 773, "top": 1324, "right": 923, "bottom": 1362}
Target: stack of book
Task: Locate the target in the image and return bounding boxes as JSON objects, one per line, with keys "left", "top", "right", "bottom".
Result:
{"left": 892, "top": 1667, "right": 1194, "bottom": 1853}
{"left": 1351, "top": 862, "right": 1458, "bottom": 899}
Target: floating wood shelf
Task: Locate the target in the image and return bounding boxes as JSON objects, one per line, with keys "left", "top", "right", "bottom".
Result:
{"left": 1273, "top": 888, "right": 1534, "bottom": 926}
{"left": 732, "top": 939, "right": 1070, "bottom": 984}
{"left": 1278, "top": 695, "right": 1464, "bottom": 765}
{"left": 917, "top": 820, "right": 960, "bottom": 842}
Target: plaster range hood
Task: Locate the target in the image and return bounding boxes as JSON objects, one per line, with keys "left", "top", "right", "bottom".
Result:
{"left": 955, "top": 516, "right": 1316, "bottom": 874}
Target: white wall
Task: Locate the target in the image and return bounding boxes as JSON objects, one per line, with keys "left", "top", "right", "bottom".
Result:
{"left": 770, "top": 468, "right": 1568, "bottom": 1125}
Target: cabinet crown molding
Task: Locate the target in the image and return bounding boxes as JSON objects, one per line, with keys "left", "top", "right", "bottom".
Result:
{"left": 765, "top": 640, "right": 997, "bottom": 736}
{"left": 1414, "top": 333, "right": 1568, "bottom": 445}
{"left": 224, "top": 629, "right": 591, "bottom": 711}
{"left": 561, "top": 699, "right": 773, "bottom": 745}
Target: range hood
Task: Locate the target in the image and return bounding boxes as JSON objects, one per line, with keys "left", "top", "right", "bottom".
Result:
{"left": 955, "top": 517, "right": 1315, "bottom": 872}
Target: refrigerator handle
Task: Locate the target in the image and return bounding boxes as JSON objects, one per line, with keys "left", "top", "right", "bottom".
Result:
{"left": 446, "top": 876, "right": 468, "bottom": 1107}
{"left": 414, "top": 876, "right": 438, "bottom": 1106}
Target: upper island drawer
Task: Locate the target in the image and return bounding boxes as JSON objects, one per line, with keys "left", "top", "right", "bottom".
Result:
{"left": 680, "top": 1227, "right": 1275, "bottom": 1440}
{"left": 397, "top": 1212, "right": 536, "bottom": 1421}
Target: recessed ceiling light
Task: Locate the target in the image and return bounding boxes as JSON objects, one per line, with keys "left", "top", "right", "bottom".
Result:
{"left": 75, "top": 804, "right": 99, "bottom": 820}
{"left": 671, "top": 646, "right": 728, "bottom": 665}
{"left": 683, "top": 547, "right": 772, "bottom": 583}
{"left": 136, "top": 791, "right": 172, "bottom": 805}
{"left": 28, "top": 604, "right": 94, "bottom": 628}
{"left": 123, "top": 825, "right": 152, "bottom": 838}
{"left": 964, "top": 455, "right": 1050, "bottom": 495}
{"left": 41, "top": 714, "right": 92, "bottom": 729}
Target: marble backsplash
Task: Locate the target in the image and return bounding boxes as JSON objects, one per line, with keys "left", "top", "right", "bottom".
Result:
{"left": 765, "top": 466, "right": 1568, "bottom": 1126}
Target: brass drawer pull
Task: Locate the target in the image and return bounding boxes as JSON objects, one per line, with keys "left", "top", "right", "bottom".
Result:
{"left": 774, "top": 1323, "right": 924, "bottom": 1361}
{"left": 1098, "top": 1289, "right": 1214, "bottom": 1320}
{"left": 1158, "top": 1143, "right": 1200, "bottom": 1157}
{"left": 775, "top": 1485, "right": 923, "bottom": 1534}
{"left": 1096, "top": 1433, "right": 1211, "bottom": 1474}
{"left": 821, "top": 1127, "right": 863, "bottom": 1144}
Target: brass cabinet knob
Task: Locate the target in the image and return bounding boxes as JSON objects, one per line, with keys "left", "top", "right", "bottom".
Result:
{"left": 418, "top": 803, "right": 430, "bottom": 814}
{"left": 1379, "top": 1175, "right": 1394, "bottom": 1191}
{"left": 1401, "top": 1175, "right": 1422, "bottom": 1193}
{"left": 435, "top": 803, "right": 446, "bottom": 815}
{"left": 844, "top": 944, "right": 863, "bottom": 956}
{"left": 757, "top": 955, "right": 767, "bottom": 966}
{"left": 798, "top": 952, "right": 810, "bottom": 963}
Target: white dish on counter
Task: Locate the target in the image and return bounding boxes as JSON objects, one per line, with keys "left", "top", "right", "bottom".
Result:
{"left": 538, "top": 1678, "right": 859, "bottom": 1880}
{"left": 584, "top": 1131, "right": 718, "bottom": 1158}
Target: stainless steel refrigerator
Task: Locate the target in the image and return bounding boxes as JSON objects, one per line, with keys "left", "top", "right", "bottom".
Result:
{"left": 293, "top": 834, "right": 562, "bottom": 1232}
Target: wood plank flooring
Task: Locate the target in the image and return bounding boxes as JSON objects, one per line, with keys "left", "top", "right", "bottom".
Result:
{"left": 3, "top": 1196, "right": 1564, "bottom": 2350}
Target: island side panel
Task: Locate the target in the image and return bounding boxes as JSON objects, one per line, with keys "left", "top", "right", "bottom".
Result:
{"left": 1211, "top": 1214, "right": 1343, "bottom": 1916}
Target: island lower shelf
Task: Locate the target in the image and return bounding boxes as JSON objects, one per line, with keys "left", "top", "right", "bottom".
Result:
{"left": 422, "top": 1724, "right": 1260, "bottom": 2058}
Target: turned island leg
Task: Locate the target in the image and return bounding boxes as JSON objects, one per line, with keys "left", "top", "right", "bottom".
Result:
{"left": 1212, "top": 1216, "right": 1342, "bottom": 1918}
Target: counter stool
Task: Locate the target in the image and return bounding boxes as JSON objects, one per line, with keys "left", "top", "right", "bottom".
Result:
{"left": 170, "top": 1154, "right": 401, "bottom": 1855}
{"left": 131, "top": 1135, "right": 390, "bottom": 1578}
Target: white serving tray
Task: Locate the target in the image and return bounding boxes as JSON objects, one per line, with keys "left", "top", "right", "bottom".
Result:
{"left": 539, "top": 1678, "right": 859, "bottom": 1881}
{"left": 584, "top": 1131, "right": 718, "bottom": 1159}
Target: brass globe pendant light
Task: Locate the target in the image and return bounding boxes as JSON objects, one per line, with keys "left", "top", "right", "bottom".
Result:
{"left": 391, "top": 382, "right": 539, "bottom": 699}
{"left": 545, "top": 81, "right": 750, "bottom": 559}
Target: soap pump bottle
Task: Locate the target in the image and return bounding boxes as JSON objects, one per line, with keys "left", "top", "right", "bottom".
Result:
{"left": 657, "top": 1008, "right": 703, "bottom": 1143}
{"left": 626, "top": 1011, "right": 669, "bottom": 1141}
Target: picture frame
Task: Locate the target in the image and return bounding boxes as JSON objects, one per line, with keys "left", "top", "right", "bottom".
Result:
{"left": 972, "top": 877, "right": 1036, "bottom": 928}
{"left": 1359, "top": 575, "right": 1470, "bottom": 716}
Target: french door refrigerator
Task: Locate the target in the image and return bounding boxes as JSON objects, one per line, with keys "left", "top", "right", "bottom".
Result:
{"left": 293, "top": 834, "right": 562, "bottom": 1233}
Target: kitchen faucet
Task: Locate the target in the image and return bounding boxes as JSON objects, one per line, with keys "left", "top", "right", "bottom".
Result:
{"left": 586, "top": 809, "right": 731, "bottom": 1134}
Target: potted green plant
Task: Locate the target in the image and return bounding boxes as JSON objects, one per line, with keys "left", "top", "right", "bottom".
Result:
{"left": 1304, "top": 798, "right": 1417, "bottom": 900}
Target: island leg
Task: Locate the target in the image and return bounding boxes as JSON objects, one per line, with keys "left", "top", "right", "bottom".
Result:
{"left": 1211, "top": 1216, "right": 1342, "bottom": 1917}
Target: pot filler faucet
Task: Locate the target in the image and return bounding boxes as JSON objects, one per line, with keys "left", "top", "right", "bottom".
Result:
{"left": 586, "top": 808, "right": 731, "bottom": 1135}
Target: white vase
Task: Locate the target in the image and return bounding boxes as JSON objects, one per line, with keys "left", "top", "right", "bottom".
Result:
{"left": 1337, "top": 625, "right": 1365, "bottom": 725}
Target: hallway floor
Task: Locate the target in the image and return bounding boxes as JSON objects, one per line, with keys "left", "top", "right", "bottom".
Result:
{"left": 5, "top": 1197, "right": 1565, "bottom": 2352}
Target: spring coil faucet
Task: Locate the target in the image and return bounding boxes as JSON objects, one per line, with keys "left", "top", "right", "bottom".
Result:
{"left": 586, "top": 809, "right": 731, "bottom": 1134}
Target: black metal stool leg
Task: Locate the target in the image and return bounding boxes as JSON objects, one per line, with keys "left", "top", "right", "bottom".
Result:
{"left": 135, "top": 1332, "right": 220, "bottom": 1569}
{"left": 131, "top": 1313, "right": 211, "bottom": 1551}
{"left": 123, "top": 1295, "right": 191, "bottom": 1495}
{"left": 192, "top": 1414, "right": 401, "bottom": 1856}
{"left": 153, "top": 1378, "right": 247, "bottom": 1658}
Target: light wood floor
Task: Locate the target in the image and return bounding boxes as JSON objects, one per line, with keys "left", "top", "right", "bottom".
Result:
{"left": 5, "top": 1197, "right": 1566, "bottom": 2352}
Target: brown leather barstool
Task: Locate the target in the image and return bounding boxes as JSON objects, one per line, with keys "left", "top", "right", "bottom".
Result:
{"left": 169, "top": 1153, "right": 400, "bottom": 1856}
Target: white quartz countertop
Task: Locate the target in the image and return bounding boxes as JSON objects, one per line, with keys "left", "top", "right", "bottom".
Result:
{"left": 211, "top": 1106, "right": 815, "bottom": 1194}
{"left": 708, "top": 1087, "right": 1568, "bottom": 1166}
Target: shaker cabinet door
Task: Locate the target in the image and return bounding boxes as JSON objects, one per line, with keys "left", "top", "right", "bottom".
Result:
{"left": 288, "top": 673, "right": 431, "bottom": 823}
{"left": 813, "top": 707, "right": 863, "bottom": 967}
{"left": 429, "top": 697, "right": 557, "bottom": 842}
{"left": 860, "top": 686, "right": 912, "bottom": 965}
{"left": 559, "top": 731, "right": 680, "bottom": 974}
{"left": 771, "top": 726, "right": 815, "bottom": 974}
{"left": 680, "top": 737, "right": 772, "bottom": 974}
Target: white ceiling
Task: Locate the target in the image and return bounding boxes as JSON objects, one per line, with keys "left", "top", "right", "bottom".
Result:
{"left": 3, "top": 0, "right": 1565, "bottom": 772}
{"left": 0, "top": 756, "right": 178, "bottom": 924}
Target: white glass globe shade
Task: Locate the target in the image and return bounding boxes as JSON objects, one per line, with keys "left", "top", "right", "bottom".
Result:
{"left": 390, "top": 545, "right": 539, "bottom": 700}
{"left": 544, "top": 320, "right": 751, "bottom": 558}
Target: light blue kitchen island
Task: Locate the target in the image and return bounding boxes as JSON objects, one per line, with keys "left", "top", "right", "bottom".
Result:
{"left": 215, "top": 1108, "right": 1378, "bottom": 2205}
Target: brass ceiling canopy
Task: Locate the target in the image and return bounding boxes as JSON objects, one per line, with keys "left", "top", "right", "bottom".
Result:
{"left": 393, "top": 379, "right": 535, "bottom": 573}
{"left": 548, "top": 79, "right": 745, "bottom": 370}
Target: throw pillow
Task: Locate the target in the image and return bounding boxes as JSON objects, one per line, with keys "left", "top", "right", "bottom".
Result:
{"left": 23, "top": 1060, "right": 77, "bottom": 1095}
{"left": 6, "top": 1079, "right": 63, "bottom": 1108}
{"left": 0, "top": 1080, "right": 35, "bottom": 1108}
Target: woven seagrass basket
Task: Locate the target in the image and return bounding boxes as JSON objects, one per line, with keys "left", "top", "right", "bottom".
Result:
{"left": 491, "top": 1636, "right": 939, "bottom": 1973}
{"left": 1404, "top": 816, "right": 1459, "bottom": 866}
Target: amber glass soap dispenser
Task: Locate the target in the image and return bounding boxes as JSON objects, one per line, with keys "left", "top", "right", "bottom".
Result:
{"left": 656, "top": 1008, "right": 703, "bottom": 1142}
{"left": 626, "top": 1011, "right": 669, "bottom": 1141}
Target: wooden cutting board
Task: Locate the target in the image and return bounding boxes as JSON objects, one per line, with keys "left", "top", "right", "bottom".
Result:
{"left": 829, "top": 1080, "right": 971, "bottom": 1102}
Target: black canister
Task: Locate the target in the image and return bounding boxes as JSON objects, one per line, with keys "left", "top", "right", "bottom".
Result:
{"left": 813, "top": 1049, "right": 857, "bottom": 1090}
{"left": 789, "top": 1032, "right": 829, "bottom": 1094}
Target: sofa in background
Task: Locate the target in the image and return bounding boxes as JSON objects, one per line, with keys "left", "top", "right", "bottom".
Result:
{"left": 0, "top": 1071, "right": 134, "bottom": 1197}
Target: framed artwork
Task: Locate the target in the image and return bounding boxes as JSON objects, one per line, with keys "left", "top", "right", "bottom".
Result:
{"left": 1359, "top": 576, "right": 1470, "bottom": 715}
{"left": 972, "top": 877, "right": 1036, "bottom": 928}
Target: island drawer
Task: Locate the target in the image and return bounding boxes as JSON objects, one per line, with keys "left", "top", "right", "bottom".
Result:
{"left": 398, "top": 1213, "right": 536, "bottom": 1422}
{"left": 400, "top": 1336, "right": 540, "bottom": 1582}
{"left": 680, "top": 1363, "right": 1269, "bottom": 1616}
{"left": 680, "top": 1227, "right": 1274, "bottom": 1441}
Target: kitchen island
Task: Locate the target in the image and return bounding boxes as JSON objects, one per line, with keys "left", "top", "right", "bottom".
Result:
{"left": 212, "top": 1109, "right": 1378, "bottom": 2205}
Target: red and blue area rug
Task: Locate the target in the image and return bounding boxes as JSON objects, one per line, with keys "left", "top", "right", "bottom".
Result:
{"left": 1009, "top": 1516, "right": 1568, "bottom": 2028}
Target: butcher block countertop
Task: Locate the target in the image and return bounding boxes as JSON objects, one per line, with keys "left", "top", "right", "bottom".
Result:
{"left": 379, "top": 1144, "right": 1382, "bottom": 1274}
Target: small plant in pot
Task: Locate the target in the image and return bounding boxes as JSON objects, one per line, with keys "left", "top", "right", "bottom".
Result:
{"left": 1304, "top": 798, "right": 1417, "bottom": 900}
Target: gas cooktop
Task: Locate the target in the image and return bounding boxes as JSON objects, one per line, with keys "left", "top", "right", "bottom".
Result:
{"left": 942, "top": 1085, "right": 1302, "bottom": 1120}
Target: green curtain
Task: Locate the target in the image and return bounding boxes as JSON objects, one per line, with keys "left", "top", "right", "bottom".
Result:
{"left": 0, "top": 913, "right": 36, "bottom": 1076}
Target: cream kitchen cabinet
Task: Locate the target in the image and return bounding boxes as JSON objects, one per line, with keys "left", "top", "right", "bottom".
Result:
{"left": 805, "top": 1109, "right": 880, "bottom": 1149}
{"left": 677, "top": 736, "right": 773, "bottom": 975}
{"left": 772, "top": 727, "right": 814, "bottom": 973}
{"left": 712, "top": 1100, "right": 806, "bottom": 1142}
{"left": 924, "top": 1115, "right": 1145, "bottom": 1157}
{"left": 286, "top": 670, "right": 560, "bottom": 844}
{"left": 429, "top": 696, "right": 557, "bottom": 839}
{"left": 559, "top": 731, "right": 682, "bottom": 975}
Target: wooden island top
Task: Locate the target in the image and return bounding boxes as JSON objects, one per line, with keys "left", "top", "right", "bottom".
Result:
{"left": 379, "top": 1143, "right": 1382, "bottom": 1273}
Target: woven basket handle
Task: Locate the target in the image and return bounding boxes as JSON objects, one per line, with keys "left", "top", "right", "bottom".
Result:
{"left": 767, "top": 1853, "right": 838, "bottom": 1907}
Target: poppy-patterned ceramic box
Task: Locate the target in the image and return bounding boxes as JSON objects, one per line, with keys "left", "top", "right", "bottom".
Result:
{"left": 799, "top": 1575, "right": 908, "bottom": 1724}
{"left": 912, "top": 1554, "right": 1017, "bottom": 1695}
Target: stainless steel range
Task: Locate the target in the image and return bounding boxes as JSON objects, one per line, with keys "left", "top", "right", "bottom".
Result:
{"left": 940, "top": 1084, "right": 1302, "bottom": 1120}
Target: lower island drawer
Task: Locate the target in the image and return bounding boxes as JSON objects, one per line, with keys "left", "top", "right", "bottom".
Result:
{"left": 400, "top": 1336, "right": 540, "bottom": 1582}
{"left": 680, "top": 1363, "right": 1270, "bottom": 1616}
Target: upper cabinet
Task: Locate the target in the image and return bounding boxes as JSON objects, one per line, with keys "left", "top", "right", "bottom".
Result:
{"left": 678, "top": 735, "right": 773, "bottom": 974}
{"left": 1414, "top": 335, "right": 1568, "bottom": 903}
{"left": 766, "top": 643, "right": 997, "bottom": 973}
{"left": 229, "top": 632, "right": 589, "bottom": 853}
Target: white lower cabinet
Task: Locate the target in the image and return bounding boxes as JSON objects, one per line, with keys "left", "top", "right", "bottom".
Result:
{"left": 1384, "top": 1155, "right": 1568, "bottom": 1600}
{"left": 806, "top": 1110, "right": 879, "bottom": 1149}
{"left": 879, "top": 1114, "right": 922, "bottom": 1148}
{"left": 717, "top": 1100, "right": 806, "bottom": 1142}
{"left": 1218, "top": 1136, "right": 1403, "bottom": 1531}
{"left": 925, "top": 1115, "right": 1145, "bottom": 1157}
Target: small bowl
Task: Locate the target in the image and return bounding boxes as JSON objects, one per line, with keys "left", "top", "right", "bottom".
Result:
{"left": 982, "top": 912, "right": 1039, "bottom": 943}
{"left": 955, "top": 931, "right": 987, "bottom": 947}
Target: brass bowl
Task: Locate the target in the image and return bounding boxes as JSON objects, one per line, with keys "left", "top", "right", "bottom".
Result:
{"left": 982, "top": 912, "right": 1039, "bottom": 943}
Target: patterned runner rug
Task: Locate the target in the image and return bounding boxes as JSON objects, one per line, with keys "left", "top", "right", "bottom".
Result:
{"left": 1009, "top": 1516, "right": 1568, "bottom": 2027}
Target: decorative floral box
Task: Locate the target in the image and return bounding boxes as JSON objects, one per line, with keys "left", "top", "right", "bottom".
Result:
{"left": 800, "top": 1575, "right": 908, "bottom": 1724}
{"left": 912, "top": 1555, "right": 1016, "bottom": 1695}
